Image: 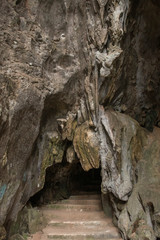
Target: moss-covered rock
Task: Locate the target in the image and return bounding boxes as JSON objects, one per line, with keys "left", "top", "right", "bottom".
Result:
{"left": 128, "top": 219, "right": 155, "bottom": 240}
{"left": 62, "top": 113, "right": 77, "bottom": 141}
{"left": 9, "top": 205, "right": 46, "bottom": 238}
{"left": 40, "top": 132, "right": 65, "bottom": 184}
{"left": 28, "top": 207, "right": 45, "bottom": 234}
{"left": 0, "top": 226, "right": 6, "bottom": 240}
{"left": 73, "top": 121, "right": 99, "bottom": 171}
{"left": 9, "top": 207, "right": 29, "bottom": 237}
{"left": 9, "top": 234, "right": 25, "bottom": 240}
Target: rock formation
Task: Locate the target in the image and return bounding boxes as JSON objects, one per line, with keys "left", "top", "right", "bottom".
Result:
{"left": 0, "top": 0, "right": 160, "bottom": 239}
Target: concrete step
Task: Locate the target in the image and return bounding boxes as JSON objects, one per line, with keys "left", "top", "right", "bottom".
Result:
{"left": 46, "top": 238, "right": 122, "bottom": 240}
{"left": 28, "top": 192, "right": 123, "bottom": 240}
{"left": 41, "top": 208, "right": 108, "bottom": 222}
{"left": 42, "top": 223, "right": 120, "bottom": 238}
{"left": 29, "top": 232, "right": 122, "bottom": 240}
{"left": 48, "top": 220, "right": 114, "bottom": 229}
{"left": 41, "top": 203, "right": 103, "bottom": 211}
{"left": 46, "top": 232, "right": 120, "bottom": 239}
{"left": 44, "top": 226, "right": 119, "bottom": 234}
{"left": 46, "top": 236, "right": 123, "bottom": 240}
{"left": 59, "top": 198, "right": 101, "bottom": 205}
{"left": 48, "top": 220, "right": 113, "bottom": 226}
{"left": 70, "top": 193, "right": 101, "bottom": 200}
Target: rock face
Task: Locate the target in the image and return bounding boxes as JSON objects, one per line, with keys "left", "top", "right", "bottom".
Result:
{"left": 0, "top": 0, "right": 160, "bottom": 239}
{"left": 73, "top": 121, "right": 100, "bottom": 171}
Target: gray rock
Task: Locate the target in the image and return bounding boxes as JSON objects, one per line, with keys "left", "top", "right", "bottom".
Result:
{"left": 0, "top": 0, "right": 160, "bottom": 239}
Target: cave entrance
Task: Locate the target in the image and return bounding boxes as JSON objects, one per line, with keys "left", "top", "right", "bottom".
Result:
{"left": 29, "top": 161, "right": 101, "bottom": 206}
{"left": 70, "top": 163, "right": 101, "bottom": 194}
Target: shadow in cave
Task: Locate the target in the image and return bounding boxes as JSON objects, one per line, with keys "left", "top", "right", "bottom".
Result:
{"left": 71, "top": 163, "right": 101, "bottom": 194}
{"left": 29, "top": 161, "right": 101, "bottom": 207}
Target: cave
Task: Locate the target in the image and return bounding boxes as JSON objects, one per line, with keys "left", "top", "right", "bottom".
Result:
{"left": 1, "top": 0, "right": 160, "bottom": 239}
{"left": 29, "top": 161, "right": 101, "bottom": 207}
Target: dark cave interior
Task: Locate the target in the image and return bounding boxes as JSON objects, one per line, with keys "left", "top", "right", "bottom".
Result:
{"left": 29, "top": 161, "right": 101, "bottom": 206}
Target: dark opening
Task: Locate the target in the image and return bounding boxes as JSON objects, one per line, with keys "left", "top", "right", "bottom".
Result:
{"left": 71, "top": 163, "right": 101, "bottom": 194}
{"left": 16, "top": 0, "right": 23, "bottom": 5}
{"left": 29, "top": 161, "right": 101, "bottom": 207}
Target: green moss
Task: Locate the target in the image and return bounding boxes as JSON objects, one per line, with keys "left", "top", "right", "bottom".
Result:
{"left": 86, "top": 237, "right": 95, "bottom": 240}
{"left": 28, "top": 208, "right": 45, "bottom": 234}
{"left": 22, "top": 233, "right": 29, "bottom": 240}
{"left": 40, "top": 135, "right": 65, "bottom": 184}
{"left": 51, "top": 136, "right": 65, "bottom": 163}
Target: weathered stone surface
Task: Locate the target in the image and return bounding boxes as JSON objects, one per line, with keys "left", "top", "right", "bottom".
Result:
{"left": 105, "top": 126, "right": 160, "bottom": 240}
{"left": 38, "top": 131, "right": 65, "bottom": 188}
{"left": 73, "top": 121, "right": 100, "bottom": 171}
{"left": 125, "top": 128, "right": 160, "bottom": 240}
{"left": 99, "top": 108, "right": 145, "bottom": 201}
{"left": 9, "top": 234, "right": 25, "bottom": 240}
{"left": 0, "top": 0, "right": 85, "bottom": 228}
{"left": 0, "top": 0, "right": 160, "bottom": 239}
{"left": 9, "top": 205, "right": 46, "bottom": 238}
{"left": 66, "top": 146, "right": 76, "bottom": 164}
{"left": 128, "top": 219, "right": 155, "bottom": 240}
{"left": 99, "top": 108, "right": 160, "bottom": 239}
{"left": 61, "top": 113, "right": 77, "bottom": 141}
{"left": 0, "top": 226, "right": 6, "bottom": 240}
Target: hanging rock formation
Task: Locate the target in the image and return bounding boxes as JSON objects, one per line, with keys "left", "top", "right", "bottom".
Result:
{"left": 73, "top": 121, "right": 100, "bottom": 171}
{"left": 0, "top": 0, "right": 160, "bottom": 239}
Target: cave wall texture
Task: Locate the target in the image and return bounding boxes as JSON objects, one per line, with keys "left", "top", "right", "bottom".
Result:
{"left": 0, "top": 0, "right": 160, "bottom": 239}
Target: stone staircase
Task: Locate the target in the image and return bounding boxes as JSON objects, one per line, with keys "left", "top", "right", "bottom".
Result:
{"left": 28, "top": 192, "right": 122, "bottom": 240}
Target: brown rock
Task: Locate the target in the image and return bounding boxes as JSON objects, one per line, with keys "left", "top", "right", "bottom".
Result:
{"left": 73, "top": 121, "right": 100, "bottom": 171}
{"left": 0, "top": 226, "right": 6, "bottom": 240}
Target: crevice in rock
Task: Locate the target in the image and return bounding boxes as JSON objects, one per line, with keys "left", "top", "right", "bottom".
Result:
{"left": 138, "top": 192, "right": 146, "bottom": 213}
{"left": 16, "top": 0, "right": 23, "bottom": 5}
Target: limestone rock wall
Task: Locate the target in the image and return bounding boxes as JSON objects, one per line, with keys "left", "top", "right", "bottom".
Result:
{"left": 0, "top": 0, "right": 160, "bottom": 239}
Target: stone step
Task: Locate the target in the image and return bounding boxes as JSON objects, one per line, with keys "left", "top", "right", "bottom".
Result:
{"left": 41, "top": 208, "right": 107, "bottom": 222}
{"left": 48, "top": 220, "right": 114, "bottom": 229}
{"left": 48, "top": 220, "right": 113, "bottom": 226}
{"left": 69, "top": 193, "right": 101, "bottom": 200}
{"left": 47, "top": 239, "right": 122, "bottom": 240}
{"left": 42, "top": 203, "right": 103, "bottom": 211}
{"left": 42, "top": 223, "right": 120, "bottom": 238}
{"left": 28, "top": 232, "right": 122, "bottom": 240}
{"left": 28, "top": 193, "right": 122, "bottom": 240}
{"left": 46, "top": 232, "right": 120, "bottom": 239}
{"left": 59, "top": 198, "right": 101, "bottom": 205}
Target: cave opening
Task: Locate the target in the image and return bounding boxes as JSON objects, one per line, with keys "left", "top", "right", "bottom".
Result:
{"left": 29, "top": 161, "right": 101, "bottom": 207}
{"left": 15, "top": 0, "right": 23, "bottom": 5}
